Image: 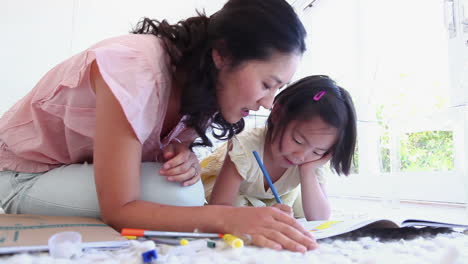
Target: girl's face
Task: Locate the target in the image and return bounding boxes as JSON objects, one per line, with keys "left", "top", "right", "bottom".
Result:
{"left": 214, "top": 51, "right": 300, "bottom": 124}
{"left": 270, "top": 116, "right": 337, "bottom": 168}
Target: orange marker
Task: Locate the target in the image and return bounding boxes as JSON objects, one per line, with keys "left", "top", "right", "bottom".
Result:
{"left": 121, "top": 228, "right": 222, "bottom": 238}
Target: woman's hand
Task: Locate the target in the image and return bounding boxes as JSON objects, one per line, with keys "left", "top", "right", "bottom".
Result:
{"left": 272, "top": 203, "right": 294, "bottom": 218}
{"left": 225, "top": 206, "right": 318, "bottom": 252}
{"left": 159, "top": 142, "right": 201, "bottom": 186}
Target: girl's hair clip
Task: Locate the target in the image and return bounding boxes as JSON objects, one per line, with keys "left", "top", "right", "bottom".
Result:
{"left": 313, "top": 91, "right": 326, "bottom": 101}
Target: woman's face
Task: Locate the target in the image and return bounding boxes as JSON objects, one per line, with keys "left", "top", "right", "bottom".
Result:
{"left": 269, "top": 116, "right": 337, "bottom": 168}
{"left": 214, "top": 51, "right": 300, "bottom": 124}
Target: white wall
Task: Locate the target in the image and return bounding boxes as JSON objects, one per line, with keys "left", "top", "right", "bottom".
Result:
{"left": 448, "top": 0, "right": 468, "bottom": 106}
{"left": 0, "top": 0, "right": 226, "bottom": 115}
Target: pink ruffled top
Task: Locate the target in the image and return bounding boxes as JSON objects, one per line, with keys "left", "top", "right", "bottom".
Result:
{"left": 0, "top": 34, "right": 197, "bottom": 173}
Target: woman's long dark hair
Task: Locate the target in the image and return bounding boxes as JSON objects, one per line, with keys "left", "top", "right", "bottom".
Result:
{"left": 266, "top": 75, "right": 357, "bottom": 175}
{"left": 133, "top": 0, "right": 307, "bottom": 148}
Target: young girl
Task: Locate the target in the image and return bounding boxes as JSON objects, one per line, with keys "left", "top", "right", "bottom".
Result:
{"left": 0, "top": 0, "right": 317, "bottom": 252}
{"left": 202, "top": 75, "right": 357, "bottom": 221}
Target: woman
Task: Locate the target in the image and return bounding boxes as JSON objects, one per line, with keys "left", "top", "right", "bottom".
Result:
{"left": 0, "top": 0, "right": 316, "bottom": 252}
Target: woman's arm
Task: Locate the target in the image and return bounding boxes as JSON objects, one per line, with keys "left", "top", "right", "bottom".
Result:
{"left": 91, "top": 61, "right": 317, "bottom": 252}
{"left": 92, "top": 60, "right": 225, "bottom": 232}
{"left": 299, "top": 155, "right": 332, "bottom": 221}
{"left": 209, "top": 142, "right": 243, "bottom": 205}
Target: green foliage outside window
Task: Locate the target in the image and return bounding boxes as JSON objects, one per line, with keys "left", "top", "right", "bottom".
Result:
{"left": 350, "top": 144, "right": 359, "bottom": 174}
{"left": 377, "top": 105, "right": 391, "bottom": 173}
{"left": 376, "top": 105, "right": 454, "bottom": 172}
{"left": 400, "top": 131, "right": 454, "bottom": 172}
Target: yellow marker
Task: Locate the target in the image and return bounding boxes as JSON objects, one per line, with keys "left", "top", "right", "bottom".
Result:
{"left": 180, "top": 238, "right": 189, "bottom": 246}
{"left": 222, "top": 234, "right": 244, "bottom": 248}
{"left": 313, "top": 221, "right": 342, "bottom": 230}
{"left": 124, "top": 235, "right": 137, "bottom": 240}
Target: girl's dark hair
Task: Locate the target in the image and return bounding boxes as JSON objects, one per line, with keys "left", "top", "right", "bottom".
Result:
{"left": 266, "top": 75, "right": 357, "bottom": 175}
{"left": 132, "top": 0, "right": 306, "bottom": 148}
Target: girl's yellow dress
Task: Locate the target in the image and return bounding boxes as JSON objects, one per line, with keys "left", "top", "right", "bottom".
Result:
{"left": 200, "top": 127, "right": 325, "bottom": 217}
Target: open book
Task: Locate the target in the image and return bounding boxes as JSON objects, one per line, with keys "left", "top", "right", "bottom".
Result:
{"left": 0, "top": 214, "right": 129, "bottom": 254}
{"left": 299, "top": 218, "right": 468, "bottom": 240}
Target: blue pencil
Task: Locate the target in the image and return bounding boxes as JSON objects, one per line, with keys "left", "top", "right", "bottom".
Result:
{"left": 252, "top": 150, "right": 282, "bottom": 204}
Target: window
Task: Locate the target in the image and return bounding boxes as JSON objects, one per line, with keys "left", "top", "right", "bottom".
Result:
{"left": 245, "top": 0, "right": 468, "bottom": 205}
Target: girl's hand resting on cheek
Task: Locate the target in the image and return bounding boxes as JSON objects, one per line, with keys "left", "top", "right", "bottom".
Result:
{"left": 225, "top": 206, "right": 318, "bottom": 253}
{"left": 159, "top": 142, "right": 201, "bottom": 186}
{"left": 299, "top": 153, "right": 332, "bottom": 175}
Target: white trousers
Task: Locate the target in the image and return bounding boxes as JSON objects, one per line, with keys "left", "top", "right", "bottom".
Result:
{"left": 0, "top": 162, "right": 205, "bottom": 218}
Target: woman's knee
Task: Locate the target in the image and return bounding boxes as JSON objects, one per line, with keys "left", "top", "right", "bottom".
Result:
{"left": 140, "top": 163, "right": 205, "bottom": 206}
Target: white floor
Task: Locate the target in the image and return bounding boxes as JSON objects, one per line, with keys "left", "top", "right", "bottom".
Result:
{"left": 329, "top": 196, "right": 468, "bottom": 224}
{"left": 1, "top": 199, "right": 468, "bottom": 264}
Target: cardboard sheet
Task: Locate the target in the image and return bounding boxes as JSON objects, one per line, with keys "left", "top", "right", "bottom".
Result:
{"left": 0, "top": 214, "right": 129, "bottom": 254}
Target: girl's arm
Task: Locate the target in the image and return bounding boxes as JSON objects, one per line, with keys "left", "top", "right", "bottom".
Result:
{"left": 208, "top": 142, "right": 243, "bottom": 205}
{"left": 299, "top": 155, "right": 332, "bottom": 221}
{"left": 91, "top": 61, "right": 317, "bottom": 252}
{"left": 299, "top": 169, "right": 331, "bottom": 221}
{"left": 211, "top": 144, "right": 297, "bottom": 216}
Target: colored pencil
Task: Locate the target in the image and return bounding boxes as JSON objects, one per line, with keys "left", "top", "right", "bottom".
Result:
{"left": 253, "top": 150, "right": 282, "bottom": 204}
